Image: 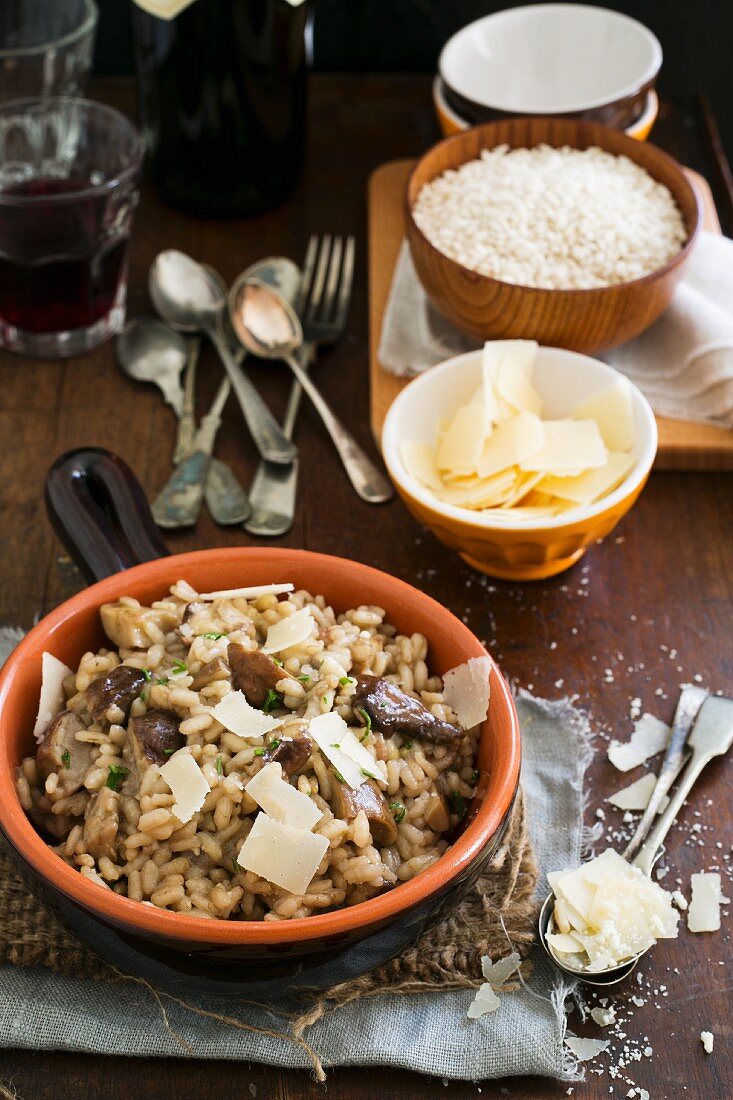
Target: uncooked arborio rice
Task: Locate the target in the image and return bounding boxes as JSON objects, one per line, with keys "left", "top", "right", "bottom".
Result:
{"left": 18, "top": 583, "right": 480, "bottom": 922}
{"left": 412, "top": 144, "right": 687, "bottom": 290}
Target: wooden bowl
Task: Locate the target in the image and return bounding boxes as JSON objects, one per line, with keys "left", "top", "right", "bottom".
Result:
{"left": 405, "top": 117, "right": 701, "bottom": 353}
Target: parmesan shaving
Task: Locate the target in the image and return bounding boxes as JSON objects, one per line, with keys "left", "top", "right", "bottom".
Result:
{"left": 564, "top": 1037, "right": 610, "bottom": 1062}
{"left": 245, "top": 762, "right": 322, "bottom": 832}
{"left": 400, "top": 440, "right": 444, "bottom": 492}
{"left": 442, "top": 656, "right": 491, "bottom": 729}
{"left": 34, "top": 652, "right": 73, "bottom": 742}
{"left": 590, "top": 1006, "right": 616, "bottom": 1027}
{"left": 608, "top": 713, "right": 670, "bottom": 772}
{"left": 309, "top": 712, "right": 387, "bottom": 787}
{"left": 519, "top": 419, "right": 607, "bottom": 474}
{"left": 481, "top": 951, "right": 521, "bottom": 985}
{"left": 688, "top": 872, "right": 728, "bottom": 933}
{"left": 159, "top": 752, "right": 210, "bottom": 824}
{"left": 236, "top": 812, "right": 328, "bottom": 895}
{"left": 607, "top": 772, "right": 669, "bottom": 813}
{"left": 466, "top": 982, "right": 501, "bottom": 1018}
{"left": 573, "top": 378, "right": 635, "bottom": 452}
{"left": 198, "top": 583, "right": 294, "bottom": 601}
{"left": 262, "top": 608, "right": 315, "bottom": 654}
{"left": 211, "top": 691, "right": 284, "bottom": 740}
{"left": 435, "top": 403, "right": 488, "bottom": 474}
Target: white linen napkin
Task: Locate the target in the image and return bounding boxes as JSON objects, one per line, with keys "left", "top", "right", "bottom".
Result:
{"left": 378, "top": 231, "right": 733, "bottom": 430}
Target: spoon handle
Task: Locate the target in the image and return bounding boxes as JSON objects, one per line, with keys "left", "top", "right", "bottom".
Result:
{"left": 244, "top": 341, "right": 313, "bottom": 537}
{"left": 173, "top": 337, "right": 200, "bottom": 463}
{"left": 209, "top": 324, "right": 297, "bottom": 466}
{"left": 283, "top": 353, "right": 394, "bottom": 504}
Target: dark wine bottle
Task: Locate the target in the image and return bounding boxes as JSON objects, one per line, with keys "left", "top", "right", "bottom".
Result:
{"left": 132, "top": 0, "right": 308, "bottom": 217}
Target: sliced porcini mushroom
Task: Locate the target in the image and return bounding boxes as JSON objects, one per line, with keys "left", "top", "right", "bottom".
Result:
{"left": 128, "top": 709, "right": 184, "bottom": 771}
{"left": 228, "top": 643, "right": 282, "bottom": 707}
{"left": 83, "top": 786, "right": 119, "bottom": 861}
{"left": 328, "top": 772, "right": 398, "bottom": 846}
{"left": 353, "top": 674, "right": 462, "bottom": 745}
{"left": 192, "top": 656, "right": 230, "bottom": 690}
{"left": 86, "top": 665, "right": 147, "bottom": 722}
{"left": 100, "top": 602, "right": 179, "bottom": 650}
{"left": 424, "top": 791, "right": 450, "bottom": 833}
{"left": 36, "top": 710, "right": 92, "bottom": 794}
{"left": 262, "top": 734, "right": 313, "bottom": 777}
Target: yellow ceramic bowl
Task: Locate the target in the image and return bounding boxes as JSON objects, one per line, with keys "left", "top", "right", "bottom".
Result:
{"left": 381, "top": 348, "right": 658, "bottom": 581}
{"left": 432, "top": 76, "right": 659, "bottom": 142}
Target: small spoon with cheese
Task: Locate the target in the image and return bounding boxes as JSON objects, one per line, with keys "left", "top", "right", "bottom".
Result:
{"left": 539, "top": 690, "right": 733, "bottom": 986}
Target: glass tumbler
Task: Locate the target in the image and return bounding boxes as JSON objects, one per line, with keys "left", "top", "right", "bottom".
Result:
{"left": 0, "top": 0, "right": 98, "bottom": 100}
{"left": 0, "top": 97, "right": 144, "bottom": 357}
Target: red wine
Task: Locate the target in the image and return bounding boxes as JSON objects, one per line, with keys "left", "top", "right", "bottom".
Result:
{"left": 0, "top": 178, "right": 128, "bottom": 334}
{"left": 132, "top": 0, "right": 308, "bottom": 217}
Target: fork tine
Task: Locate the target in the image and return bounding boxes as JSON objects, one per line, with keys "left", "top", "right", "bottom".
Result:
{"left": 320, "top": 235, "right": 343, "bottom": 322}
{"left": 332, "top": 235, "right": 355, "bottom": 329}
{"left": 296, "top": 234, "right": 319, "bottom": 315}
{"left": 305, "top": 233, "right": 331, "bottom": 323}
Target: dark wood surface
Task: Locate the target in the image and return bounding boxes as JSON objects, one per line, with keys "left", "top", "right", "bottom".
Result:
{"left": 0, "top": 75, "right": 730, "bottom": 1100}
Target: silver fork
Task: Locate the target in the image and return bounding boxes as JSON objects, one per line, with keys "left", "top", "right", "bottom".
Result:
{"left": 244, "top": 235, "right": 392, "bottom": 536}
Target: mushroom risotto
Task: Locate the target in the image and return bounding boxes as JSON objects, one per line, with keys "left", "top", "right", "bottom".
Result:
{"left": 17, "top": 581, "right": 489, "bottom": 921}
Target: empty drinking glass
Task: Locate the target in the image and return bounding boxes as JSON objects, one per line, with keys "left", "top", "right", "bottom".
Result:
{"left": 0, "top": 97, "right": 144, "bottom": 357}
{"left": 0, "top": 0, "right": 98, "bottom": 100}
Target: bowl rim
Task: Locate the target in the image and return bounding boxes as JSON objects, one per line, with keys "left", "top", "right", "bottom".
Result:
{"left": 438, "top": 4, "right": 662, "bottom": 116}
{"left": 0, "top": 0, "right": 98, "bottom": 59}
{"left": 382, "top": 348, "right": 659, "bottom": 532}
{"left": 0, "top": 547, "right": 521, "bottom": 946}
{"left": 405, "top": 117, "right": 702, "bottom": 298}
{"left": 431, "top": 75, "right": 660, "bottom": 139}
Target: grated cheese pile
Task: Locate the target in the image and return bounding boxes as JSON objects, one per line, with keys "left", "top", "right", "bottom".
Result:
{"left": 547, "top": 849, "right": 679, "bottom": 972}
{"left": 401, "top": 340, "right": 637, "bottom": 522}
{"left": 412, "top": 144, "right": 686, "bottom": 290}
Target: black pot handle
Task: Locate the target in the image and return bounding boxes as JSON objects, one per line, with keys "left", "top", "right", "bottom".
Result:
{"left": 45, "top": 448, "right": 170, "bottom": 585}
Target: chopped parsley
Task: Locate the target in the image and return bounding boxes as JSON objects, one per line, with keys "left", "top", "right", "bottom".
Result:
{"left": 272, "top": 658, "right": 283, "bottom": 667}
{"left": 140, "top": 690, "right": 148, "bottom": 703}
{"left": 253, "top": 747, "right": 266, "bottom": 757}
{"left": 400, "top": 739, "right": 413, "bottom": 751}
{"left": 357, "top": 708, "right": 372, "bottom": 740}
{"left": 321, "top": 695, "right": 330, "bottom": 706}
{"left": 333, "top": 769, "right": 346, "bottom": 783}
{"left": 231, "top": 858, "right": 241, "bottom": 874}
{"left": 61, "top": 749, "right": 71, "bottom": 769}
{"left": 170, "top": 659, "right": 188, "bottom": 676}
{"left": 390, "top": 801, "right": 406, "bottom": 824}
{"left": 360, "top": 767, "right": 377, "bottom": 780}
{"left": 162, "top": 748, "right": 176, "bottom": 756}
{"left": 262, "top": 688, "right": 282, "bottom": 714}
{"left": 338, "top": 676, "right": 353, "bottom": 687}
{"left": 155, "top": 675, "right": 169, "bottom": 685}
{"left": 106, "top": 764, "right": 129, "bottom": 791}
{"left": 267, "top": 738, "right": 282, "bottom": 751}
{"left": 298, "top": 674, "right": 311, "bottom": 683}
{"left": 448, "top": 791, "right": 467, "bottom": 820}
{"left": 141, "top": 668, "right": 152, "bottom": 682}
{"left": 215, "top": 755, "right": 223, "bottom": 775}
{"left": 202, "top": 632, "right": 226, "bottom": 640}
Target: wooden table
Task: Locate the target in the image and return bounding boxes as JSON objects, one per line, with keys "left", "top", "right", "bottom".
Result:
{"left": 0, "top": 75, "right": 730, "bottom": 1100}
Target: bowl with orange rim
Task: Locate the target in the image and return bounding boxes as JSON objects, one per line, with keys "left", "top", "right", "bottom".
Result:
{"left": 0, "top": 449, "right": 521, "bottom": 996}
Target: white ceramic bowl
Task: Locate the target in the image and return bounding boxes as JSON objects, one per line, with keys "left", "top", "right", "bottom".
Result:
{"left": 381, "top": 348, "right": 658, "bottom": 580}
{"left": 439, "top": 5, "right": 661, "bottom": 125}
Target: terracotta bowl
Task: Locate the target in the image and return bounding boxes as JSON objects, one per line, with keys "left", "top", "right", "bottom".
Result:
{"left": 405, "top": 117, "right": 701, "bottom": 354}
{"left": 382, "top": 349, "right": 658, "bottom": 581}
{"left": 438, "top": 5, "right": 662, "bottom": 130}
{"left": 432, "top": 76, "right": 660, "bottom": 143}
{"left": 0, "top": 450, "right": 521, "bottom": 997}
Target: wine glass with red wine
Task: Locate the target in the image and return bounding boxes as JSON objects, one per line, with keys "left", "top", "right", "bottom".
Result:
{"left": 0, "top": 97, "right": 144, "bottom": 358}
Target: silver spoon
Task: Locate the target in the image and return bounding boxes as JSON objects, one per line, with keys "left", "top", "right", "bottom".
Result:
{"left": 539, "top": 688, "right": 733, "bottom": 986}
{"left": 117, "top": 317, "right": 187, "bottom": 416}
{"left": 228, "top": 278, "right": 393, "bottom": 504}
{"left": 149, "top": 250, "right": 296, "bottom": 466}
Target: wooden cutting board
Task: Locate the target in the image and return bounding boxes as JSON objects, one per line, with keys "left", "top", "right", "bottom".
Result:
{"left": 369, "top": 158, "right": 733, "bottom": 471}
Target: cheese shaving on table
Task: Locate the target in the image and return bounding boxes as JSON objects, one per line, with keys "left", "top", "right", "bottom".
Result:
{"left": 687, "top": 872, "right": 729, "bottom": 932}
{"left": 262, "top": 607, "right": 315, "bottom": 654}
{"left": 590, "top": 1006, "right": 616, "bottom": 1027}
{"left": 548, "top": 849, "right": 679, "bottom": 972}
{"left": 34, "top": 652, "right": 73, "bottom": 742}
{"left": 245, "top": 762, "right": 322, "bottom": 831}
{"left": 309, "top": 712, "right": 387, "bottom": 788}
{"left": 197, "top": 583, "right": 294, "bottom": 600}
{"left": 607, "top": 772, "right": 670, "bottom": 813}
{"left": 442, "top": 656, "right": 491, "bottom": 729}
{"left": 608, "top": 713, "right": 670, "bottom": 772}
{"left": 211, "top": 691, "right": 284, "bottom": 740}
{"left": 159, "top": 752, "right": 210, "bottom": 824}
{"left": 564, "top": 1037, "right": 610, "bottom": 1062}
{"left": 400, "top": 340, "right": 636, "bottom": 521}
{"left": 236, "top": 812, "right": 329, "bottom": 895}
{"left": 466, "top": 952, "right": 522, "bottom": 1019}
